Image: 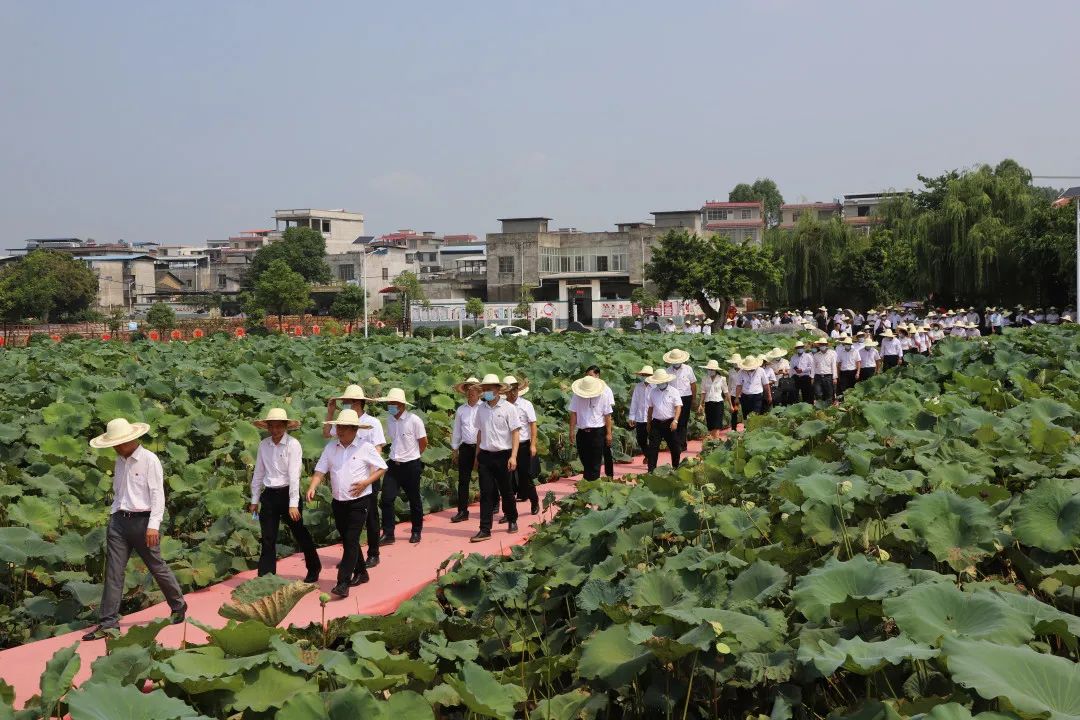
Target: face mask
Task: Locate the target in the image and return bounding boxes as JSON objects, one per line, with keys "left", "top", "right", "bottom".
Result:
{"left": 796, "top": 349, "right": 804, "bottom": 355}
{"left": 672, "top": 363, "right": 682, "bottom": 369}
{"left": 657, "top": 383, "right": 669, "bottom": 391}
{"left": 482, "top": 390, "right": 496, "bottom": 402}
{"left": 388, "top": 405, "right": 401, "bottom": 417}
{"left": 707, "top": 370, "right": 717, "bottom": 377}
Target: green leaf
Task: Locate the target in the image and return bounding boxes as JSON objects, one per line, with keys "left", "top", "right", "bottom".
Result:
{"left": 884, "top": 583, "right": 1034, "bottom": 646}
{"left": 192, "top": 618, "right": 282, "bottom": 656}
{"left": 895, "top": 490, "right": 1000, "bottom": 571}
{"left": 1013, "top": 479, "right": 1080, "bottom": 552}
{"left": 39, "top": 643, "right": 80, "bottom": 717}
{"left": 219, "top": 578, "right": 316, "bottom": 627}
{"left": 576, "top": 625, "right": 651, "bottom": 688}
{"left": 38, "top": 435, "right": 85, "bottom": 461}
{"left": 943, "top": 637, "right": 1080, "bottom": 720}
{"left": 94, "top": 390, "right": 142, "bottom": 422}
{"left": 8, "top": 496, "right": 60, "bottom": 537}
{"left": 229, "top": 665, "right": 316, "bottom": 713}
{"left": 0, "top": 526, "right": 57, "bottom": 564}
{"left": 797, "top": 634, "right": 938, "bottom": 676}
{"left": 67, "top": 682, "right": 203, "bottom": 720}
{"left": 1030, "top": 418, "right": 1072, "bottom": 456}
{"left": 791, "top": 556, "right": 912, "bottom": 624}
{"left": 534, "top": 688, "right": 607, "bottom": 720}
{"left": 84, "top": 645, "right": 151, "bottom": 687}
{"left": 446, "top": 660, "right": 525, "bottom": 720}
{"left": 728, "top": 560, "right": 789, "bottom": 606}
{"left": 64, "top": 580, "right": 103, "bottom": 607}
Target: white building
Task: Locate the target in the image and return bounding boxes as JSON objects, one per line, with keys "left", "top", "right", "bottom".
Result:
{"left": 273, "top": 209, "right": 365, "bottom": 255}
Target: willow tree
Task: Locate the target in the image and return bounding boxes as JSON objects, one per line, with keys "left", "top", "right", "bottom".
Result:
{"left": 765, "top": 213, "right": 853, "bottom": 308}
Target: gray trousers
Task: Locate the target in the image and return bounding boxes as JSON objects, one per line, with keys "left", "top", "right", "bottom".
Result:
{"left": 100, "top": 512, "right": 185, "bottom": 628}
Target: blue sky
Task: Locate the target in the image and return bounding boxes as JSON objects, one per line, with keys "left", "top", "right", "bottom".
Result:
{"left": 1, "top": 1, "right": 1077, "bottom": 245}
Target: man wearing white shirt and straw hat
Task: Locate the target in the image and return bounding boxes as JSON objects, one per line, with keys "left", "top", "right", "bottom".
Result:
{"left": 250, "top": 408, "right": 320, "bottom": 582}
{"left": 696, "top": 359, "right": 729, "bottom": 440}
{"left": 663, "top": 348, "right": 697, "bottom": 450}
{"left": 645, "top": 368, "right": 682, "bottom": 470}
{"left": 471, "top": 373, "right": 522, "bottom": 542}
{"left": 627, "top": 364, "right": 654, "bottom": 459}
{"left": 568, "top": 374, "right": 613, "bottom": 481}
{"left": 377, "top": 388, "right": 427, "bottom": 545}
{"left": 82, "top": 418, "right": 186, "bottom": 641}
{"left": 735, "top": 355, "right": 772, "bottom": 417}
{"left": 449, "top": 377, "right": 481, "bottom": 524}
{"left": 307, "top": 409, "right": 386, "bottom": 598}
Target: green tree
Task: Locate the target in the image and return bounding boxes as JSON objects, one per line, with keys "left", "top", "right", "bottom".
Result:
{"left": 464, "top": 296, "right": 485, "bottom": 327}
{"left": 630, "top": 287, "right": 659, "bottom": 314}
{"left": 146, "top": 302, "right": 177, "bottom": 333}
{"left": 330, "top": 284, "right": 366, "bottom": 333}
{"left": 254, "top": 259, "right": 312, "bottom": 328}
{"left": 0, "top": 250, "right": 97, "bottom": 322}
{"left": 730, "top": 178, "right": 785, "bottom": 227}
{"left": 645, "top": 230, "right": 782, "bottom": 322}
{"left": 247, "top": 227, "right": 331, "bottom": 286}
{"left": 515, "top": 285, "right": 533, "bottom": 320}
{"left": 391, "top": 270, "right": 428, "bottom": 335}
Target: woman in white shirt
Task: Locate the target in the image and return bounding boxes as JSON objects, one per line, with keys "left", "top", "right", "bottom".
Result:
{"left": 627, "top": 365, "right": 654, "bottom": 458}
{"left": 696, "top": 359, "right": 730, "bottom": 440}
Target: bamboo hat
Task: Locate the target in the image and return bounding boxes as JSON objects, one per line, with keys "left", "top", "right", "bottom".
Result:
{"left": 323, "top": 408, "right": 373, "bottom": 428}
{"left": 503, "top": 375, "right": 529, "bottom": 395}
{"left": 453, "top": 377, "right": 481, "bottom": 394}
{"left": 662, "top": 348, "right": 691, "bottom": 364}
{"left": 645, "top": 369, "right": 676, "bottom": 385}
{"left": 90, "top": 418, "right": 150, "bottom": 449}
{"left": 635, "top": 365, "right": 654, "bottom": 376}
{"left": 571, "top": 375, "right": 607, "bottom": 399}
{"left": 334, "top": 384, "right": 369, "bottom": 402}
{"left": 253, "top": 407, "right": 300, "bottom": 430}
{"left": 766, "top": 347, "right": 786, "bottom": 360}
{"left": 739, "top": 355, "right": 764, "bottom": 371}
{"left": 376, "top": 388, "right": 414, "bottom": 406}
{"left": 478, "top": 373, "right": 509, "bottom": 392}
{"left": 727, "top": 352, "right": 743, "bottom": 366}
{"left": 881, "top": 329, "right": 896, "bottom": 338}
{"left": 699, "top": 359, "right": 722, "bottom": 371}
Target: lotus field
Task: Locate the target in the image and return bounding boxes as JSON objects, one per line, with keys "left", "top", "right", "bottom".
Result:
{"left": 2, "top": 328, "right": 1080, "bottom": 718}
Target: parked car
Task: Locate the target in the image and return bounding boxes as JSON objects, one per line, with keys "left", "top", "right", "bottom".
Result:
{"left": 466, "top": 324, "right": 531, "bottom": 340}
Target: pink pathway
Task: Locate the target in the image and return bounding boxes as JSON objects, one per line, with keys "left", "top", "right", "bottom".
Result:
{"left": 1, "top": 442, "right": 703, "bottom": 706}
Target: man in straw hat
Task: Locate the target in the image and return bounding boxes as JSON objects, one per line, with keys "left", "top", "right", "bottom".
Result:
{"left": 471, "top": 373, "right": 522, "bottom": 542}
{"left": 505, "top": 375, "right": 539, "bottom": 514}
{"left": 734, "top": 355, "right": 772, "bottom": 417}
{"left": 585, "top": 366, "right": 616, "bottom": 477}
{"left": 377, "top": 388, "right": 427, "bottom": 545}
{"left": 880, "top": 329, "right": 904, "bottom": 369}
{"left": 568, "top": 373, "right": 613, "bottom": 481}
{"left": 858, "top": 338, "right": 881, "bottom": 382}
{"left": 307, "top": 409, "right": 386, "bottom": 598}
{"left": 250, "top": 408, "right": 320, "bottom": 582}
{"left": 811, "top": 338, "right": 837, "bottom": 406}
{"left": 324, "top": 385, "right": 386, "bottom": 569}
{"left": 449, "top": 377, "right": 481, "bottom": 524}
{"left": 790, "top": 342, "right": 814, "bottom": 404}
{"left": 82, "top": 418, "right": 186, "bottom": 640}
{"left": 726, "top": 353, "right": 743, "bottom": 428}
{"left": 663, "top": 348, "right": 697, "bottom": 450}
{"left": 834, "top": 337, "right": 861, "bottom": 399}
{"left": 627, "top": 364, "right": 654, "bottom": 458}
{"left": 645, "top": 368, "right": 682, "bottom": 469}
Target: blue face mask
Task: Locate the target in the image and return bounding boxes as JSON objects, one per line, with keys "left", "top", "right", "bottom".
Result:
{"left": 657, "top": 383, "right": 669, "bottom": 391}
{"left": 388, "top": 405, "right": 401, "bottom": 417}
{"left": 482, "top": 390, "right": 496, "bottom": 402}
{"left": 672, "top": 363, "right": 682, "bottom": 369}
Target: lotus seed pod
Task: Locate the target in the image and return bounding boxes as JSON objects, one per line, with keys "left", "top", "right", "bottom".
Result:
{"left": 319, "top": 593, "right": 331, "bottom": 604}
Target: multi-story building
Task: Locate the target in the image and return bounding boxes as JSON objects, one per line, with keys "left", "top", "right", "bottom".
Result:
{"left": 324, "top": 243, "right": 409, "bottom": 312}
{"left": 77, "top": 254, "right": 157, "bottom": 310}
{"left": 701, "top": 201, "right": 765, "bottom": 243}
{"left": 841, "top": 192, "right": 908, "bottom": 234}
{"left": 273, "top": 209, "right": 364, "bottom": 255}
{"left": 779, "top": 202, "right": 843, "bottom": 229}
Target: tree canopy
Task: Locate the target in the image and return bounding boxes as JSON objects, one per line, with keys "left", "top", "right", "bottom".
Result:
{"left": 247, "top": 227, "right": 331, "bottom": 286}
{"left": 464, "top": 297, "right": 485, "bottom": 326}
{"left": 329, "top": 284, "right": 366, "bottom": 332}
{"left": 730, "top": 178, "right": 784, "bottom": 227}
{"left": 146, "top": 302, "right": 177, "bottom": 332}
{"left": 0, "top": 250, "right": 98, "bottom": 323}
{"left": 253, "top": 259, "right": 312, "bottom": 327}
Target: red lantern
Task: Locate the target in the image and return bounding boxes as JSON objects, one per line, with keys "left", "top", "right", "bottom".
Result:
{"left": 101, "top": 333, "right": 111, "bottom": 341}
{"left": 170, "top": 329, "right": 182, "bottom": 341}
{"left": 293, "top": 326, "right": 303, "bottom": 336}
{"left": 50, "top": 334, "right": 61, "bottom": 342}
{"left": 311, "top": 325, "right": 321, "bottom": 335}
{"left": 0, "top": 336, "right": 6, "bottom": 347}
{"left": 192, "top": 328, "right": 204, "bottom": 338}
{"left": 148, "top": 330, "right": 160, "bottom": 341}
{"left": 234, "top": 327, "right": 246, "bottom": 338}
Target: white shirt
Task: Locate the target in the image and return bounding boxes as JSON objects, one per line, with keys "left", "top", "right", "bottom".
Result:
{"left": 648, "top": 385, "right": 683, "bottom": 420}
{"left": 881, "top": 337, "right": 904, "bottom": 357}
{"left": 314, "top": 438, "right": 387, "bottom": 501}
{"left": 569, "top": 391, "right": 613, "bottom": 429}
{"left": 771, "top": 358, "right": 790, "bottom": 376}
{"left": 764, "top": 366, "right": 777, "bottom": 385}
{"left": 603, "top": 319, "right": 615, "bottom": 329}
{"left": 451, "top": 402, "right": 480, "bottom": 450}
{"left": 476, "top": 398, "right": 522, "bottom": 451}
{"left": 666, "top": 364, "right": 697, "bottom": 396}
{"left": 736, "top": 368, "right": 768, "bottom": 395}
{"left": 664, "top": 322, "right": 677, "bottom": 333}
{"left": 812, "top": 349, "right": 838, "bottom": 379}
{"left": 385, "top": 410, "right": 427, "bottom": 462}
{"left": 791, "top": 352, "right": 814, "bottom": 377}
{"left": 701, "top": 372, "right": 728, "bottom": 403}
{"left": 511, "top": 397, "right": 537, "bottom": 442}
{"left": 330, "top": 412, "right": 386, "bottom": 447}
{"left": 859, "top": 346, "right": 880, "bottom": 367}
{"left": 836, "top": 347, "right": 860, "bottom": 371}
{"left": 628, "top": 381, "right": 651, "bottom": 423}
{"left": 251, "top": 434, "right": 303, "bottom": 506}
{"left": 701, "top": 325, "right": 712, "bottom": 335}
{"left": 111, "top": 445, "right": 166, "bottom": 531}
{"left": 967, "top": 327, "right": 981, "bottom": 338}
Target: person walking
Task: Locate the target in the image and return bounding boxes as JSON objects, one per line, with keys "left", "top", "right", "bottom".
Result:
{"left": 834, "top": 337, "right": 861, "bottom": 398}
{"left": 250, "top": 408, "right": 320, "bottom": 582}
{"left": 449, "top": 377, "right": 481, "bottom": 524}
{"left": 697, "top": 359, "right": 729, "bottom": 440}
{"left": 645, "top": 368, "right": 682, "bottom": 470}
{"left": 811, "top": 338, "right": 838, "bottom": 405}
{"left": 585, "top": 366, "right": 616, "bottom": 477}
{"left": 377, "top": 388, "right": 427, "bottom": 545}
{"left": 880, "top": 329, "right": 904, "bottom": 369}
{"left": 627, "top": 365, "right": 653, "bottom": 459}
{"left": 82, "top": 418, "right": 186, "bottom": 640}
{"left": 505, "top": 375, "right": 539, "bottom": 515}
{"left": 324, "top": 385, "right": 386, "bottom": 569}
{"left": 663, "top": 348, "right": 697, "bottom": 450}
{"left": 726, "top": 353, "right": 743, "bottom": 428}
{"left": 307, "top": 409, "right": 386, "bottom": 598}
{"left": 734, "top": 355, "right": 772, "bottom": 417}
{"left": 858, "top": 339, "right": 881, "bottom": 382}
{"left": 568, "top": 374, "right": 612, "bottom": 481}
{"left": 471, "top": 374, "right": 521, "bottom": 542}
{"left": 790, "top": 342, "right": 815, "bottom": 404}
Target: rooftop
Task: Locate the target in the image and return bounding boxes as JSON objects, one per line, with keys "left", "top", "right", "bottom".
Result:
{"left": 702, "top": 201, "right": 762, "bottom": 209}
{"left": 497, "top": 217, "right": 552, "bottom": 222}
{"left": 781, "top": 202, "right": 842, "bottom": 210}
{"left": 78, "top": 253, "right": 156, "bottom": 262}
{"left": 650, "top": 209, "right": 701, "bottom": 216}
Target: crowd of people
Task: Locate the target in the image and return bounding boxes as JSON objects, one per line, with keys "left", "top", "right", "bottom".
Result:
{"left": 77, "top": 303, "right": 1060, "bottom": 639}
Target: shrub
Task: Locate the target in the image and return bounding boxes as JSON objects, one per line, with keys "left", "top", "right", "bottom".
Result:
{"left": 62, "top": 333, "right": 85, "bottom": 342}
{"left": 619, "top": 316, "right": 636, "bottom": 331}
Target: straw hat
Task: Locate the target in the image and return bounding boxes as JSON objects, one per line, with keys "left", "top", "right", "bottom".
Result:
{"left": 739, "top": 355, "right": 764, "bottom": 371}
{"left": 476, "top": 373, "right": 509, "bottom": 391}
{"left": 766, "top": 347, "right": 786, "bottom": 360}
{"left": 646, "top": 369, "right": 676, "bottom": 385}
{"left": 840, "top": 337, "right": 853, "bottom": 345}
{"left": 376, "top": 388, "right": 414, "bottom": 406}
{"left": 699, "top": 359, "right": 722, "bottom": 371}
{"left": 323, "top": 408, "right": 373, "bottom": 428}
{"left": 570, "top": 375, "right": 607, "bottom": 399}
{"left": 334, "top": 384, "right": 368, "bottom": 402}
{"left": 503, "top": 375, "right": 529, "bottom": 395}
{"left": 814, "top": 337, "right": 828, "bottom": 345}
{"left": 635, "top": 364, "right": 654, "bottom": 376}
{"left": 453, "top": 376, "right": 480, "bottom": 393}
{"left": 703, "top": 318, "right": 714, "bottom": 325}
{"left": 863, "top": 339, "right": 879, "bottom": 347}
{"left": 253, "top": 407, "right": 300, "bottom": 430}
{"left": 881, "top": 329, "right": 895, "bottom": 338}
{"left": 662, "top": 348, "right": 691, "bottom": 364}
{"left": 728, "top": 353, "right": 743, "bottom": 366}
{"left": 818, "top": 306, "right": 827, "bottom": 311}
{"left": 90, "top": 418, "right": 150, "bottom": 448}
{"left": 793, "top": 342, "right": 805, "bottom": 349}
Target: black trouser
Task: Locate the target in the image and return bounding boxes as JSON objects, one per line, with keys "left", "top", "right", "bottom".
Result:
{"left": 100, "top": 512, "right": 185, "bottom": 629}
{"left": 676, "top": 395, "right": 692, "bottom": 448}
{"left": 741, "top": 393, "right": 764, "bottom": 416}
{"left": 478, "top": 449, "right": 516, "bottom": 533}
{"left": 794, "top": 375, "right": 814, "bottom": 404}
{"left": 331, "top": 496, "right": 370, "bottom": 584}
{"left": 365, "top": 479, "right": 381, "bottom": 558}
{"left": 576, "top": 427, "right": 605, "bottom": 480}
{"left": 858, "top": 368, "right": 876, "bottom": 382}
{"left": 633, "top": 423, "right": 649, "bottom": 457}
{"left": 837, "top": 370, "right": 857, "bottom": 396}
{"left": 602, "top": 439, "right": 614, "bottom": 478}
{"left": 257, "top": 487, "right": 320, "bottom": 576}
{"left": 814, "top": 375, "right": 835, "bottom": 404}
{"left": 382, "top": 458, "right": 423, "bottom": 537}
{"left": 882, "top": 355, "right": 900, "bottom": 370}
{"left": 455, "top": 443, "right": 477, "bottom": 513}
{"left": 515, "top": 440, "right": 539, "bottom": 503}
{"left": 647, "top": 418, "right": 681, "bottom": 471}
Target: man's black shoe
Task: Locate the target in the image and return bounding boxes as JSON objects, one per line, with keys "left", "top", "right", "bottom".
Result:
{"left": 365, "top": 555, "right": 380, "bottom": 569}
{"left": 531, "top": 501, "right": 539, "bottom": 515}
{"left": 170, "top": 604, "right": 187, "bottom": 624}
{"left": 497, "top": 516, "right": 508, "bottom": 524}
{"left": 450, "top": 511, "right": 469, "bottom": 523}
{"left": 349, "top": 571, "right": 370, "bottom": 587}
{"left": 303, "top": 568, "right": 321, "bottom": 583}
{"left": 508, "top": 522, "right": 518, "bottom": 533}
{"left": 409, "top": 532, "right": 421, "bottom": 544}
{"left": 330, "top": 583, "right": 349, "bottom": 598}
{"left": 378, "top": 534, "right": 396, "bottom": 546}
{"left": 470, "top": 531, "right": 491, "bottom": 543}
{"left": 81, "top": 625, "right": 117, "bottom": 641}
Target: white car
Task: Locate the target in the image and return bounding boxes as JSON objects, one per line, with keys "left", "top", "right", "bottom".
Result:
{"left": 466, "top": 324, "right": 531, "bottom": 340}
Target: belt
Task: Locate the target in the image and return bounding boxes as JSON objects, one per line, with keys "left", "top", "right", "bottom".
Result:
{"left": 389, "top": 458, "right": 421, "bottom": 465}
{"left": 262, "top": 485, "right": 289, "bottom": 492}
{"left": 114, "top": 510, "right": 150, "bottom": 518}
{"left": 577, "top": 427, "right": 603, "bottom": 432}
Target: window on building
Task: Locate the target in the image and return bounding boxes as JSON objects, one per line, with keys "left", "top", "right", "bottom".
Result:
{"left": 338, "top": 264, "right": 355, "bottom": 281}
{"left": 612, "top": 253, "right": 627, "bottom": 272}
{"left": 405, "top": 253, "right": 415, "bottom": 264}
{"left": 217, "top": 273, "right": 227, "bottom": 288}
{"left": 498, "top": 256, "right": 515, "bottom": 273}
{"left": 741, "top": 209, "right": 752, "bottom": 219}
{"left": 322, "top": 220, "right": 331, "bottom": 232}
{"left": 574, "top": 255, "right": 584, "bottom": 272}
{"left": 858, "top": 205, "right": 871, "bottom": 217}
{"left": 381, "top": 267, "right": 389, "bottom": 280}
{"left": 706, "top": 209, "right": 731, "bottom": 221}
{"left": 596, "top": 255, "right": 608, "bottom": 272}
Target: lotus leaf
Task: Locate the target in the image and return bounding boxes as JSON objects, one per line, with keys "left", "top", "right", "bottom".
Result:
{"left": 797, "top": 634, "right": 938, "bottom": 676}
{"left": 884, "top": 583, "right": 1034, "bottom": 645}
{"left": 446, "top": 661, "right": 526, "bottom": 720}
{"left": 39, "top": 643, "right": 79, "bottom": 717}
{"left": 66, "top": 682, "right": 203, "bottom": 720}
{"left": 577, "top": 625, "right": 651, "bottom": 688}
{"left": 0, "top": 526, "right": 57, "bottom": 564}
{"left": 895, "top": 490, "right": 1000, "bottom": 570}
{"left": 791, "top": 556, "right": 912, "bottom": 623}
{"left": 1013, "top": 478, "right": 1080, "bottom": 552}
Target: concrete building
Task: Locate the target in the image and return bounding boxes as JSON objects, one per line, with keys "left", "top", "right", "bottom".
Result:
{"left": 324, "top": 243, "right": 408, "bottom": 312}
{"left": 701, "top": 201, "right": 765, "bottom": 244}
{"left": 841, "top": 193, "right": 908, "bottom": 234}
{"left": 273, "top": 209, "right": 364, "bottom": 255}
{"left": 779, "top": 202, "right": 843, "bottom": 229}
{"left": 77, "top": 254, "right": 157, "bottom": 310}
